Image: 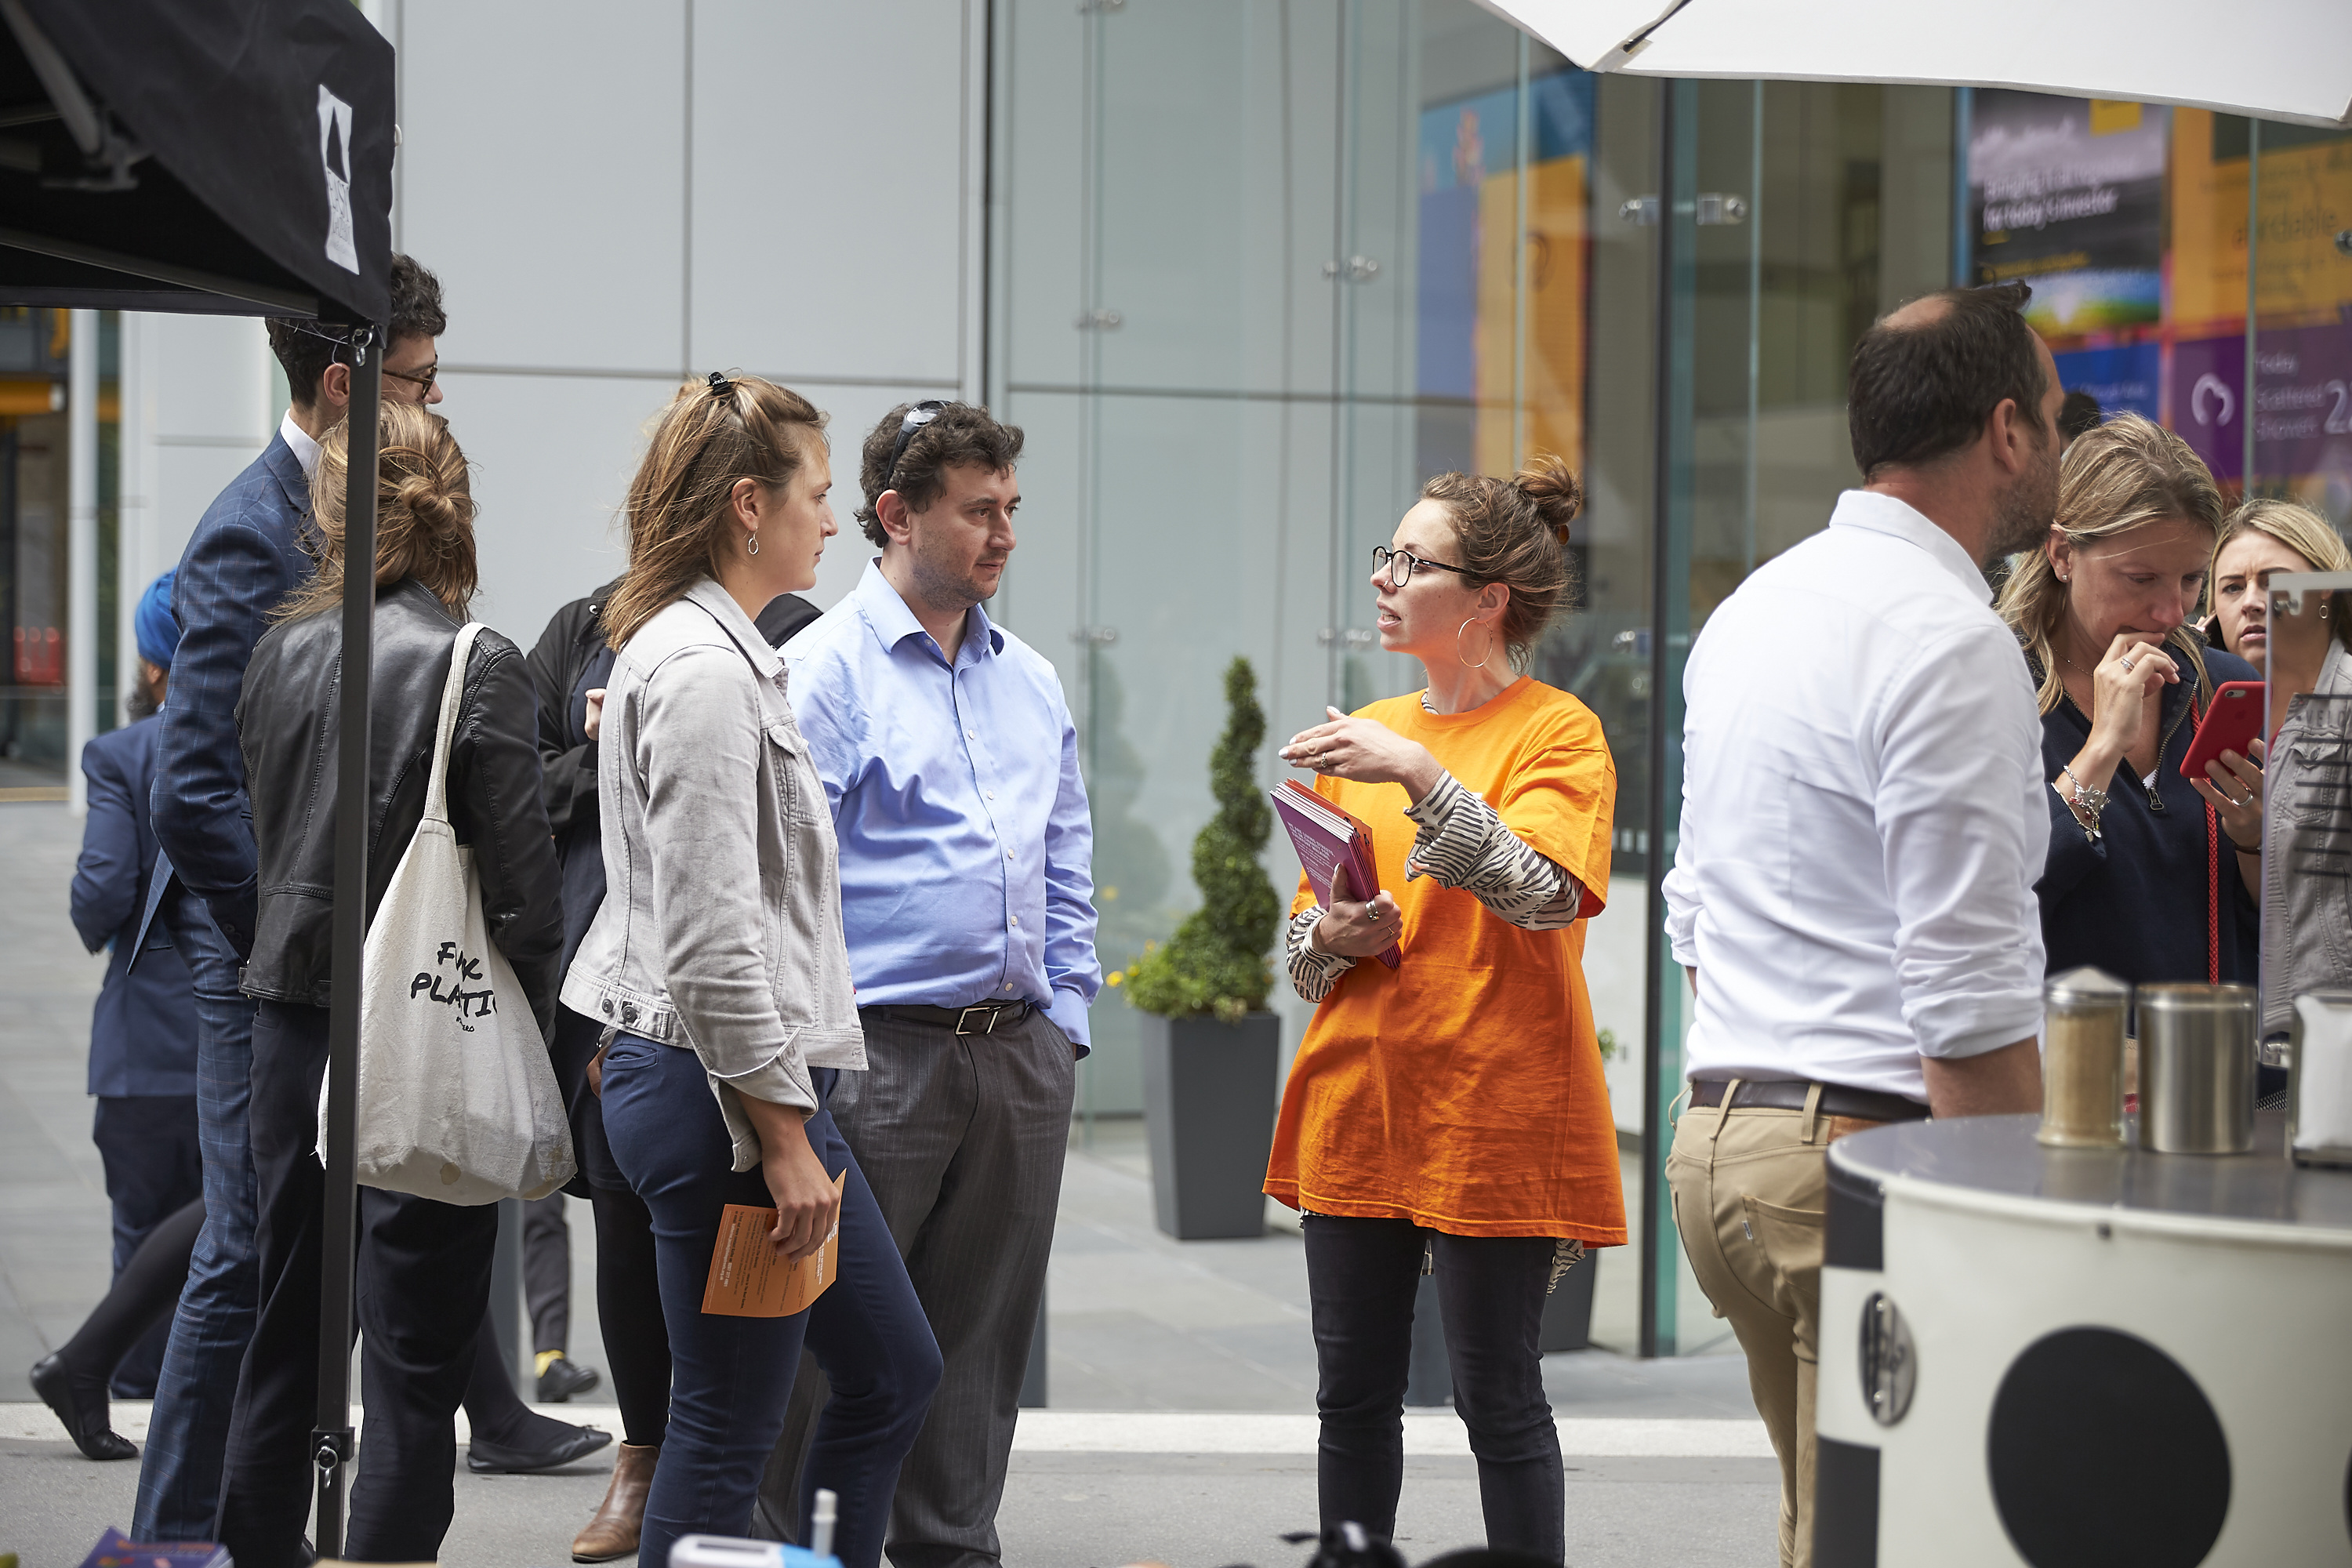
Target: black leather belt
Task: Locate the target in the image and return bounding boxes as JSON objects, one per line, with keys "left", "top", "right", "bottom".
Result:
{"left": 862, "top": 1001, "right": 1035, "bottom": 1036}
{"left": 1688, "top": 1077, "right": 1929, "bottom": 1123}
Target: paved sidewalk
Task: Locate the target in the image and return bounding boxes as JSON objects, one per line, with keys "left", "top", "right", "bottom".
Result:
{"left": 0, "top": 800, "right": 1776, "bottom": 1566}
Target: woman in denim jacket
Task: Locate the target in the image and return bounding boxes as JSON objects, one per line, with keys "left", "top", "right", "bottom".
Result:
{"left": 563, "top": 373, "right": 939, "bottom": 1568}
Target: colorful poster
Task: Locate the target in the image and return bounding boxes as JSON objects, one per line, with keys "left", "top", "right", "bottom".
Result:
{"left": 1971, "top": 93, "right": 2168, "bottom": 338}
{"left": 1416, "top": 70, "right": 1593, "bottom": 481}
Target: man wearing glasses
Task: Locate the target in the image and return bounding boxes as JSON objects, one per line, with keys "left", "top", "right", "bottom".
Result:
{"left": 136, "top": 255, "right": 446, "bottom": 1540}
{"left": 756, "top": 401, "right": 1100, "bottom": 1568}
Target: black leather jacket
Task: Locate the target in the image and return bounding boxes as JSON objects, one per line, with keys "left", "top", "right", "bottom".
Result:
{"left": 235, "top": 577, "right": 563, "bottom": 1032}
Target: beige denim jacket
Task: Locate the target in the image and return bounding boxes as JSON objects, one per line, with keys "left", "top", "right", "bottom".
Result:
{"left": 561, "top": 577, "right": 865, "bottom": 1171}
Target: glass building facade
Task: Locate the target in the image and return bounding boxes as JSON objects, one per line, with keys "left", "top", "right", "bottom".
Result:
{"left": 977, "top": 0, "right": 2352, "bottom": 1353}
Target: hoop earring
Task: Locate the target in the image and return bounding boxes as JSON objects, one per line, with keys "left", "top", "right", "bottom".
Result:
{"left": 1457, "top": 618, "right": 1492, "bottom": 670}
{"left": 746, "top": 532, "right": 759, "bottom": 556}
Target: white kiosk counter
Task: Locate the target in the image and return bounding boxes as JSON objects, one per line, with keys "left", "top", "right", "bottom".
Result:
{"left": 1816, "top": 1110, "right": 2352, "bottom": 1567}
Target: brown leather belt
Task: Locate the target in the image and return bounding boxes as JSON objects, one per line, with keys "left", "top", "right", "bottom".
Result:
{"left": 862, "top": 1001, "right": 1036, "bottom": 1036}
{"left": 1688, "top": 1077, "right": 1928, "bottom": 1123}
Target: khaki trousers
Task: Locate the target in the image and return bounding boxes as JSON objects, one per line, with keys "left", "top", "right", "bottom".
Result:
{"left": 1668, "top": 1091, "right": 1876, "bottom": 1568}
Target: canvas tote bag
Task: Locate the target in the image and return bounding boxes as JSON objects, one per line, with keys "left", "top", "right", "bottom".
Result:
{"left": 316, "top": 619, "right": 575, "bottom": 1204}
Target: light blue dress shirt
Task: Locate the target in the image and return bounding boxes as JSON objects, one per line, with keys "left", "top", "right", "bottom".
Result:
{"left": 782, "top": 561, "right": 1102, "bottom": 1047}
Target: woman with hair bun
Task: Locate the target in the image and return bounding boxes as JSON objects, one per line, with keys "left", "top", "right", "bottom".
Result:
{"left": 223, "top": 401, "right": 566, "bottom": 1568}
{"left": 1269, "top": 455, "right": 1621, "bottom": 1563}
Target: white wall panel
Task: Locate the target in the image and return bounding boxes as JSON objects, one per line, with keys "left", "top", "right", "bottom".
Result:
{"left": 140, "top": 314, "right": 276, "bottom": 582}
{"left": 689, "top": 0, "right": 967, "bottom": 387}
{"left": 151, "top": 316, "right": 274, "bottom": 444}
{"left": 441, "top": 371, "right": 663, "bottom": 646}
{"left": 396, "top": 0, "right": 687, "bottom": 375}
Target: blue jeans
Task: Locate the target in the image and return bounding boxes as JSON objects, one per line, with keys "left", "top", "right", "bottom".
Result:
{"left": 601, "top": 1037, "right": 940, "bottom": 1568}
{"left": 134, "top": 887, "right": 260, "bottom": 1541}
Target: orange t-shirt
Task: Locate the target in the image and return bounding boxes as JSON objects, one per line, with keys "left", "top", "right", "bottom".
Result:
{"left": 1264, "top": 676, "right": 1624, "bottom": 1243}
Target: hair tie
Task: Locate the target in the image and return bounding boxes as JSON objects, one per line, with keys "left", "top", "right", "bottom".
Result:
{"left": 705, "top": 370, "right": 735, "bottom": 400}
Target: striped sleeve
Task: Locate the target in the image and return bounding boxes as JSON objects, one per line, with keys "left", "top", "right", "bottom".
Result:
{"left": 1284, "top": 904, "right": 1354, "bottom": 1002}
{"left": 1403, "top": 771, "right": 1586, "bottom": 930}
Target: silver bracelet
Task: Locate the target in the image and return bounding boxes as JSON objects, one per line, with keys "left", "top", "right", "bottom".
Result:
{"left": 2059, "top": 763, "right": 2107, "bottom": 841}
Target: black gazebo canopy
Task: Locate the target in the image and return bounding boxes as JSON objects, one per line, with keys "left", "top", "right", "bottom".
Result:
{"left": 1, "top": 0, "right": 393, "bottom": 321}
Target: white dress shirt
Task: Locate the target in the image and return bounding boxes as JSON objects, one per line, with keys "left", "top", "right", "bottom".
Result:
{"left": 280, "top": 410, "right": 321, "bottom": 476}
{"left": 1662, "top": 490, "right": 2049, "bottom": 1102}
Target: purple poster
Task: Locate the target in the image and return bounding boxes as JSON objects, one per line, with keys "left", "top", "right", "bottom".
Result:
{"left": 2254, "top": 324, "right": 2352, "bottom": 484}
{"left": 2172, "top": 334, "right": 2245, "bottom": 482}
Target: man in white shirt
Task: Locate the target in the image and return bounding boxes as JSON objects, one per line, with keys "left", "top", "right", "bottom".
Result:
{"left": 1661, "top": 280, "right": 2058, "bottom": 1568}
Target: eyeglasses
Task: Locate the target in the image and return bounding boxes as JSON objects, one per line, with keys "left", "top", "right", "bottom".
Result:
{"left": 383, "top": 362, "right": 439, "bottom": 396}
{"left": 884, "top": 401, "right": 949, "bottom": 491}
{"left": 1372, "top": 545, "right": 1475, "bottom": 590}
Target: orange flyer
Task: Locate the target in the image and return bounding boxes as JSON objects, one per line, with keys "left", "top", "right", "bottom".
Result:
{"left": 699, "top": 1173, "right": 846, "bottom": 1317}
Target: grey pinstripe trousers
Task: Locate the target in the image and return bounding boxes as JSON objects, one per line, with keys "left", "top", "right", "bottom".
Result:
{"left": 755, "top": 1006, "right": 1075, "bottom": 1568}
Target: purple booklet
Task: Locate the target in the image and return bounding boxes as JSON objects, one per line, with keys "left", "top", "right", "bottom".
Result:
{"left": 78, "top": 1530, "right": 231, "bottom": 1568}
{"left": 1271, "top": 780, "right": 1400, "bottom": 969}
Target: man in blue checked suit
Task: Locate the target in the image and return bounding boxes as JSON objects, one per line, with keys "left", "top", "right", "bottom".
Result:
{"left": 135, "top": 256, "right": 448, "bottom": 1540}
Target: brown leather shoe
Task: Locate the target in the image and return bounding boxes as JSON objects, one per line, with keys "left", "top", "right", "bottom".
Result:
{"left": 572, "top": 1442, "right": 658, "bottom": 1563}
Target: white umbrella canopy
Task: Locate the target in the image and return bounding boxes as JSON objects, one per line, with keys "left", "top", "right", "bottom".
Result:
{"left": 1476, "top": 0, "right": 2352, "bottom": 128}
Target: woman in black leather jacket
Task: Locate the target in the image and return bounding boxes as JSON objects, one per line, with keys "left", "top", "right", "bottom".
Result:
{"left": 218, "top": 401, "right": 564, "bottom": 1568}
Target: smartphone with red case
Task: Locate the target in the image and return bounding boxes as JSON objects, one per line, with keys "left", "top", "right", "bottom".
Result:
{"left": 2179, "top": 680, "right": 2264, "bottom": 783}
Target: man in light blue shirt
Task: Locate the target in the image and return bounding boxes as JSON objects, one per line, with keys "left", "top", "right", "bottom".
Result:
{"left": 762, "top": 401, "right": 1098, "bottom": 1568}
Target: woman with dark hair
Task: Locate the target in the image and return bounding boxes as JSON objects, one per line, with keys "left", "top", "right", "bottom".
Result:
{"left": 1269, "top": 456, "right": 1621, "bottom": 1564}
{"left": 564, "top": 372, "right": 939, "bottom": 1568}
{"left": 218, "top": 401, "right": 566, "bottom": 1568}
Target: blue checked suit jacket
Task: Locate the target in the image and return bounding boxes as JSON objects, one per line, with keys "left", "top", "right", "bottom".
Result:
{"left": 151, "top": 434, "right": 315, "bottom": 959}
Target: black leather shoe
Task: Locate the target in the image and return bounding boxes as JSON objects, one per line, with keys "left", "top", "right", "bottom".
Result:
{"left": 466, "top": 1422, "right": 612, "bottom": 1474}
{"left": 30, "top": 1353, "right": 137, "bottom": 1461}
{"left": 536, "top": 1356, "right": 601, "bottom": 1403}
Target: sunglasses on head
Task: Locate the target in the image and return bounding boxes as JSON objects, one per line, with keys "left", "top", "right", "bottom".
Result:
{"left": 884, "top": 401, "right": 950, "bottom": 492}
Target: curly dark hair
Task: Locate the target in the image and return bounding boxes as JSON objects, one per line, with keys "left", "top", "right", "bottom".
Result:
{"left": 267, "top": 252, "right": 448, "bottom": 409}
{"left": 855, "top": 401, "right": 1023, "bottom": 547}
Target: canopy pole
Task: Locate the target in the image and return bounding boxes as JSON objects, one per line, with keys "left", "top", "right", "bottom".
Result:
{"left": 313, "top": 328, "right": 381, "bottom": 1557}
{"left": 66, "top": 307, "right": 97, "bottom": 813}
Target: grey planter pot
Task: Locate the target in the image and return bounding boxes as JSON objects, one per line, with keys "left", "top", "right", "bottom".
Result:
{"left": 1407, "top": 1243, "right": 1602, "bottom": 1403}
{"left": 1538, "top": 1246, "right": 1599, "bottom": 1352}
{"left": 1139, "top": 1010, "right": 1281, "bottom": 1240}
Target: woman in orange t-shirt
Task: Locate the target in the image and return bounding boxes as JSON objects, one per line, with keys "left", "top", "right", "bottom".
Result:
{"left": 1269, "top": 456, "right": 1621, "bottom": 1562}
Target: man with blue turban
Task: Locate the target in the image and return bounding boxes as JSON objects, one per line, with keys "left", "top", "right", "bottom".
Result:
{"left": 34, "top": 571, "right": 204, "bottom": 1461}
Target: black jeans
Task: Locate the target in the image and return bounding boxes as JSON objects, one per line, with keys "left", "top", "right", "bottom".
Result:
{"left": 91, "top": 1094, "right": 205, "bottom": 1396}
{"left": 1304, "top": 1214, "right": 1564, "bottom": 1562}
{"left": 550, "top": 1002, "right": 670, "bottom": 1447}
{"left": 213, "top": 1000, "right": 497, "bottom": 1568}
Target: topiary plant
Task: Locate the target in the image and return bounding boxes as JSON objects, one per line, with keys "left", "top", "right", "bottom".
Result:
{"left": 1122, "top": 656, "right": 1280, "bottom": 1023}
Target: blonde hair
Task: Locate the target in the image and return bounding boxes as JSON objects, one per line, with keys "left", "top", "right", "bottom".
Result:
{"left": 2209, "top": 497, "right": 2352, "bottom": 650}
{"left": 279, "top": 401, "right": 476, "bottom": 623}
{"left": 1997, "top": 412, "right": 2226, "bottom": 714}
{"left": 604, "top": 373, "right": 827, "bottom": 650}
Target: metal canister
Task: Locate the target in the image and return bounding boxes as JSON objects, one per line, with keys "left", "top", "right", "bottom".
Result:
{"left": 2039, "top": 967, "right": 2129, "bottom": 1148}
{"left": 2136, "top": 983, "right": 2258, "bottom": 1155}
